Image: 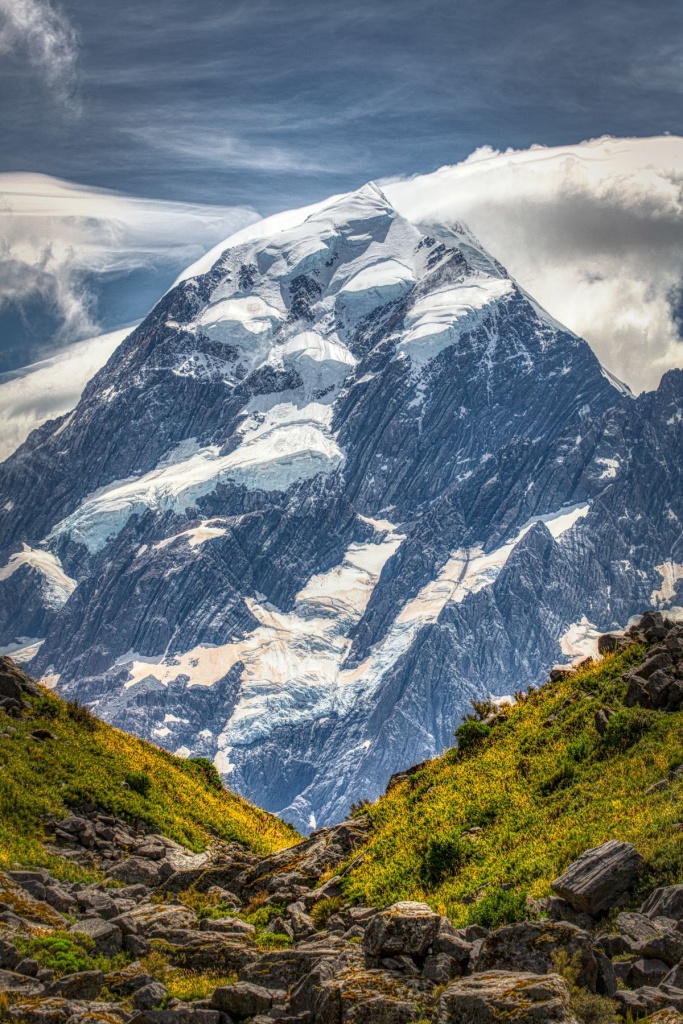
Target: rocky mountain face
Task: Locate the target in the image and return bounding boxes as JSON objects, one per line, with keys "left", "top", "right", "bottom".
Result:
{"left": 1, "top": 182, "right": 682, "bottom": 833}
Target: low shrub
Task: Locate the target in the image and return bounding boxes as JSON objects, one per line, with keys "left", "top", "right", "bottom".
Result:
{"left": 310, "top": 895, "right": 344, "bottom": 928}
{"left": 421, "top": 833, "right": 473, "bottom": 887}
{"left": 455, "top": 720, "right": 491, "bottom": 753}
{"left": 124, "top": 771, "right": 153, "bottom": 797}
{"left": 189, "top": 757, "right": 223, "bottom": 792}
{"left": 464, "top": 887, "right": 528, "bottom": 929}
{"left": 601, "top": 708, "right": 660, "bottom": 752}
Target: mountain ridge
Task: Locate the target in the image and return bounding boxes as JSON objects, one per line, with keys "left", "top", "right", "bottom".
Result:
{"left": 1, "top": 181, "right": 681, "bottom": 831}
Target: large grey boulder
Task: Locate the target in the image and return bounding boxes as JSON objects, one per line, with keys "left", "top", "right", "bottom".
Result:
{"left": 550, "top": 840, "right": 642, "bottom": 916}
{"left": 211, "top": 981, "right": 273, "bottom": 1018}
{"left": 433, "top": 970, "right": 578, "bottom": 1024}
{"left": 477, "top": 921, "right": 599, "bottom": 992}
{"left": 362, "top": 901, "right": 441, "bottom": 960}
{"left": 641, "top": 886, "right": 683, "bottom": 921}
{"left": 69, "top": 918, "right": 122, "bottom": 956}
{"left": 133, "top": 981, "right": 169, "bottom": 1010}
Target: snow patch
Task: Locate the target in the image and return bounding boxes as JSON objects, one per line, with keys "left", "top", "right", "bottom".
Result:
{"left": 397, "top": 275, "right": 513, "bottom": 370}
{"left": 0, "top": 544, "right": 77, "bottom": 608}
{"left": 560, "top": 617, "right": 602, "bottom": 659}
{"left": 652, "top": 562, "right": 683, "bottom": 606}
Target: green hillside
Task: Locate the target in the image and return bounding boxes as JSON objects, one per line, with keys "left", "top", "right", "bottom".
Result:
{"left": 345, "top": 642, "right": 683, "bottom": 927}
{"left": 0, "top": 672, "right": 299, "bottom": 874}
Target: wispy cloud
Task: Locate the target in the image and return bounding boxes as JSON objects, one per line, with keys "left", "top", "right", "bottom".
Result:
{"left": 0, "top": 0, "right": 79, "bottom": 109}
{"left": 0, "top": 172, "right": 259, "bottom": 359}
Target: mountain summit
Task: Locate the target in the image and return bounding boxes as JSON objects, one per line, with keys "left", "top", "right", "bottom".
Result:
{"left": 1, "top": 183, "right": 681, "bottom": 832}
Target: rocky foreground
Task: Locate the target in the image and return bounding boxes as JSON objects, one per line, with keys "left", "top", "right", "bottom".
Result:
{"left": 2, "top": 612, "right": 683, "bottom": 1022}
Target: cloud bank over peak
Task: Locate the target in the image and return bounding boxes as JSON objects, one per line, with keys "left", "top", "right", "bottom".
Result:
{"left": 383, "top": 135, "right": 683, "bottom": 393}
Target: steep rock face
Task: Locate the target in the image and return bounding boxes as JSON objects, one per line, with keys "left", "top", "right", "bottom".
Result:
{"left": 1, "top": 183, "right": 681, "bottom": 831}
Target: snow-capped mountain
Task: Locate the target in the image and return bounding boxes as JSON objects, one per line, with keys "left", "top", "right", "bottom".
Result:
{"left": 1, "top": 182, "right": 681, "bottom": 832}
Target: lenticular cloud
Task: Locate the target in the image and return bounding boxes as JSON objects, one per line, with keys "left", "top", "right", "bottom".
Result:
{"left": 383, "top": 136, "right": 683, "bottom": 393}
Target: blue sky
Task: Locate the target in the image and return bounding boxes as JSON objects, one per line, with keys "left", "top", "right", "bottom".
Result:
{"left": 0, "top": 0, "right": 681, "bottom": 372}
{"left": 3, "top": 0, "right": 682, "bottom": 207}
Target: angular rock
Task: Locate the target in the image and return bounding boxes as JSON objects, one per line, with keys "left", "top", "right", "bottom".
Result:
{"left": 550, "top": 840, "right": 642, "bottom": 916}
{"left": 0, "top": 969, "right": 45, "bottom": 996}
{"left": 48, "top": 970, "right": 104, "bottom": 1000}
{"left": 69, "top": 918, "right": 123, "bottom": 956}
{"left": 362, "top": 902, "right": 440, "bottom": 960}
{"left": 477, "top": 921, "right": 599, "bottom": 991}
{"left": 107, "top": 858, "right": 163, "bottom": 888}
{"left": 133, "top": 981, "right": 169, "bottom": 1009}
{"left": 642, "top": 886, "right": 683, "bottom": 921}
{"left": 614, "top": 984, "right": 683, "bottom": 1019}
{"left": 211, "top": 981, "right": 273, "bottom": 1018}
{"left": 629, "top": 958, "right": 670, "bottom": 987}
{"left": 199, "top": 916, "right": 254, "bottom": 935}
{"left": 433, "top": 970, "right": 577, "bottom": 1024}
{"left": 615, "top": 912, "right": 683, "bottom": 966}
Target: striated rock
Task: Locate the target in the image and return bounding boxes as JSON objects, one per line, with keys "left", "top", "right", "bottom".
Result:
{"left": 550, "top": 840, "right": 642, "bottom": 916}
{"left": 614, "top": 984, "right": 683, "bottom": 1019}
{"left": 433, "top": 970, "right": 578, "bottom": 1024}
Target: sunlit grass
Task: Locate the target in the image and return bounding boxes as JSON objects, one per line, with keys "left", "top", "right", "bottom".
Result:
{"left": 345, "top": 646, "right": 683, "bottom": 926}
{"left": 0, "top": 686, "right": 300, "bottom": 869}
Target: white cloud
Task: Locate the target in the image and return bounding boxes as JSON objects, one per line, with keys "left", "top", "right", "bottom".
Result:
{"left": 0, "top": 172, "right": 259, "bottom": 355}
{"left": 382, "top": 136, "right": 683, "bottom": 393}
{"left": 0, "top": 327, "right": 131, "bottom": 461}
{"left": 0, "top": 0, "right": 79, "bottom": 107}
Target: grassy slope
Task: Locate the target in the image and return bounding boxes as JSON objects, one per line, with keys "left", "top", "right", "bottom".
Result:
{"left": 346, "top": 645, "right": 683, "bottom": 926}
{"left": 0, "top": 687, "right": 299, "bottom": 873}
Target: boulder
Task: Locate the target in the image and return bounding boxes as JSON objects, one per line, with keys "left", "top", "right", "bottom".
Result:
{"left": 597, "top": 634, "right": 621, "bottom": 655}
{"left": 5, "top": 996, "right": 71, "bottom": 1023}
{"left": 642, "top": 886, "right": 683, "bottom": 921}
{"left": 107, "top": 858, "right": 163, "bottom": 888}
{"left": 614, "top": 984, "right": 683, "bottom": 1019}
{"left": 422, "top": 953, "right": 461, "bottom": 983}
{"left": 648, "top": 1010, "right": 683, "bottom": 1024}
{"left": 133, "top": 982, "right": 169, "bottom": 1009}
{"left": 550, "top": 840, "right": 642, "bottom": 916}
{"left": 0, "top": 969, "right": 45, "bottom": 996}
{"left": 211, "top": 981, "right": 273, "bottom": 1018}
{"left": 629, "top": 958, "right": 670, "bottom": 987}
{"left": 69, "top": 918, "right": 122, "bottom": 956}
{"left": 615, "top": 912, "right": 683, "bottom": 966}
{"left": 48, "top": 970, "right": 104, "bottom": 1000}
{"left": 433, "top": 970, "right": 577, "bottom": 1024}
{"left": 477, "top": 921, "right": 599, "bottom": 991}
{"left": 362, "top": 902, "right": 441, "bottom": 960}
{"left": 594, "top": 708, "right": 616, "bottom": 736}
